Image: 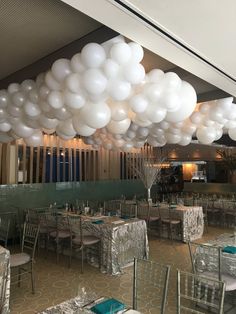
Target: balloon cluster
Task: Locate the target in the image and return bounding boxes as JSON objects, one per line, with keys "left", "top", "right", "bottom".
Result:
{"left": 0, "top": 35, "right": 232, "bottom": 150}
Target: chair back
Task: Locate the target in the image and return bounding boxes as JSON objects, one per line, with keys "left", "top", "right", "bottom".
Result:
{"left": 137, "top": 202, "right": 149, "bottom": 220}
{"left": 104, "top": 200, "right": 121, "bottom": 216}
{"left": 21, "top": 223, "right": 39, "bottom": 260}
{"left": 177, "top": 269, "right": 225, "bottom": 314}
{"left": 0, "top": 217, "right": 10, "bottom": 248}
{"left": 121, "top": 203, "right": 137, "bottom": 218}
{"left": 68, "top": 216, "right": 83, "bottom": 244}
{"left": 133, "top": 258, "right": 170, "bottom": 313}
{"left": 188, "top": 242, "right": 222, "bottom": 281}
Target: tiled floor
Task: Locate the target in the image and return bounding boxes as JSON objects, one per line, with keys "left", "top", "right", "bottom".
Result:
{"left": 9, "top": 226, "right": 234, "bottom": 314}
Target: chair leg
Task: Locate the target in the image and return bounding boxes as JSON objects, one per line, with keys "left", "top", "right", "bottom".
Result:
{"left": 81, "top": 247, "right": 84, "bottom": 274}
{"left": 56, "top": 239, "right": 59, "bottom": 264}
{"left": 31, "top": 261, "right": 35, "bottom": 294}
{"left": 17, "top": 268, "right": 21, "bottom": 287}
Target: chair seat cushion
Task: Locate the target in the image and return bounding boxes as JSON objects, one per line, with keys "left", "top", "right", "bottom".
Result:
{"left": 50, "top": 230, "right": 71, "bottom": 238}
{"left": 139, "top": 216, "right": 159, "bottom": 222}
{"left": 73, "top": 235, "right": 100, "bottom": 246}
{"left": 199, "top": 271, "right": 236, "bottom": 291}
{"left": 10, "top": 252, "right": 31, "bottom": 267}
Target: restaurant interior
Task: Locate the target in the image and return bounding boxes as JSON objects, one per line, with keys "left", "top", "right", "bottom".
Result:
{"left": 1, "top": 1, "right": 236, "bottom": 314}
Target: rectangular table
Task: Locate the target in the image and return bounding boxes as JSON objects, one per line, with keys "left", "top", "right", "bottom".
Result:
{"left": 82, "top": 216, "right": 149, "bottom": 275}
{"left": 0, "top": 245, "right": 10, "bottom": 314}
{"left": 151, "top": 204, "right": 204, "bottom": 242}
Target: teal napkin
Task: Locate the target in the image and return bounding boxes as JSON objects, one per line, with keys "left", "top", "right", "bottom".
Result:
{"left": 91, "top": 298, "right": 125, "bottom": 314}
{"left": 92, "top": 220, "right": 104, "bottom": 224}
{"left": 222, "top": 246, "right": 236, "bottom": 254}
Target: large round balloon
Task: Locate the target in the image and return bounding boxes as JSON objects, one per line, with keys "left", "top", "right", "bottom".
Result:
{"left": 196, "top": 126, "right": 216, "bottom": 144}
{"left": 80, "top": 102, "right": 111, "bottom": 129}
{"left": 72, "top": 115, "right": 96, "bottom": 136}
{"left": 81, "top": 43, "right": 106, "bottom": 68}
{"left": 24, "top": 130, "right": 43, "bottom": 147}
{"left": 165, "top": 81, "right": 197, "bottom": 122}
{"left": 106, "top": 118, "right": 131, "bottom": 134}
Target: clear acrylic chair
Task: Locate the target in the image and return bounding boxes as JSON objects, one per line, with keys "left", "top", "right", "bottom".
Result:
{"left": 10, "top": 222, "right": 39, "bottom": 294}
{"left": 177, "top": 269, "right": 225, "bottom": 313}
{"left": 68, "top": 216, "right": 101, "bottom": 273}
{"left": 137, "top": 202, "right": 161, "bottom": 235}
{"left": 120, "top": 203, "right": 137, "bottom": 219}
{"left": 188, "top": 242, "right": 236, "bottom": 293}
{"left": 159, "top": 206, "right": 182, "bottom": 241}
{"left": 133, "top": 258, "right": 171, "bottom": 313}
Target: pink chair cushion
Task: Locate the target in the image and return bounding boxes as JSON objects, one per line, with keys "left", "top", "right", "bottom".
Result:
{"left": 10, "top": 252, "right": 31, "bottom": 267}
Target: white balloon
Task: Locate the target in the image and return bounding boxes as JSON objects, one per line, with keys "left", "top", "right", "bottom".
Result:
{"left": 39, "top": 100, "right": 51, "bottom": 113}
{"left": 81, "top": 43, "right": 106, "bottom": 68}
{"left": 203, "top": 119, "right": 215, "bottom": 127}
{"left": 160, "top": 92, "right": 181, "bottom": 112}
{"left": 80, "top": 102, "right": 111, "bottom": 129}
{"left": 47, "top": 91, "right": 64, "bottom": 109}
{"left": 45, "top": 71, "right": 61, "bottom": 91}
{"left": 129, "top": 123, "right": 139, "bottom": 131}
{"left": 146, "top": 69, "right": 164, "bottom": 83}
{"left": 0, "top": 90, "right": 9, "bottom": 108}
{"left": 133, "top": 140, "right": 145, "bottom": 148}
{"left": 169, "top": 127, "right": 181, "bottom": 135}
{"left": 215, "top": 128, "right": 223, "bottom": 140}
{"left": 145, "top": 83, "right": 163, "bottom": 102}
{"left": 199, "top": 102, "right": 210, "bottom": 114}
{"left": 103, "top": 59, "right": 120, "bottom": 79}
{"left": 56, "top": 119, "right": 76, "bottom": 137}
{"left": 24, "top": 117, "right": 41, "bottom": 129}
{"left": 13, "top": 121, "right": 34, "bottom": 138}
{"left": 24, "top": 130, "right": 43, "bottom": 147}
{"left": 145, "top": 104, "right": 167, "bottom": 123}
{"left": 182, "top": 121, "right": 197, "bottom": 135}
{"left": 166, "top": 132, "right": 181, "bottom": 144}
{"left": 108, "top": 80, "right": 131, "bottom": 101}
{"left": 0, "top": 108, "right": 8, "bottom": 122}
{"left": 123, "top": 63, "right": 145, "bottom": 84}
{"left": 0, "top": 132, "right": 13, "bottom": 143}
{"left": 162, "top": 72, "right": 181, "bottom": 91}
{"left": 110, "top": 42, "right": 131, "bottom": 65}
{"left": 83, "top": 69, "right": 107, "bottom": 95}
{"left": 228, "top": 128, "right": 236, "bottom": 141}
{"left": 126, "top": 130, "right": 136, "bottom": 139}
{"left": 8, "top": 83, "right": 20, "bottom": 94}
{"left": 101, "top": 35, "right": 125, "bottom": 55}
{"left": 88, "top": 92, "right": 107, "bottom": 103}
{"left": 165, "top": 81, "right": 197, "bottom": 123}
{"left": 39, "top": 115, "right": 59, "bottom": 129}
{"left": 122, "top": 141, "right": 134, "bottom": 151}
{"left": 52, "top": 58, "right": 71, "bottom": 82}
{"left": 53, "top": 107, "right": 72, "bottom": 121}
{"left": 11, "top": 91, "right": 26, "bottom": 107}
{"left": 28, "top": 89, "right": 39, "bottom": 103}
{"left": 224, "top": 120, "right": 236, "bottom": 129}
{"left": 178, "top": 134, "right": 192, "bottom": 146}
{"left": 0, "top": 121, "right": 11, "bottom": 132}
{"left": 103, "top": 141, "right": 113, "bottom": 150}
{"left": 159, "top": 121, "right": 170, "bottom": 130}
{"left": 209, "top": 108, "right": 224, "bottom": 123}
{"left": 109, "top": 101, "right": 128, "bottom": 121}
{"left": 128, "top": 42, "right": 144, "bottom": 63}
{"left": 137, "top": 127, "right": 149, "bottom": 137}
{"left": 42, "top": 128, "right": 55, "bottom": 135}
{"left": 107, "top": 118, "right": 131, "bottom": 134}
{"left": 65, "top": 73, "right": 81, "bottom": 93}
{"left": 196, "top": 126, "right": 216, "bottom": 144}
{"left": 114, "top": 138, "right": 125, "bottom": 148}
{"left": 71, "top": 53, "right": 86, "bottom": 73}
{"left": 72, "top": 115, "right": 96, "bottom": 136}
{"left": 129, "top": 94, "right": 148, "bottom": 113}
{"left": 7, "top": 105, "right": 22, "bottom": 118}
{"left": 36, "top": 72, "right": 45, "bottom": 88}
{"left": 21, "top": 80, "right": 35, "bottom": 92}
{"left": 216, "top": 97, "right": 233, "bottom": 111}
{"left": 24, "top": 101, "right": 41, "bottom": 118}
{"left": 64, "top": 90, "right": 85, "bottom": 109}
{"left": 39, "top": 85, "right": 50, "bottom": 100}
{"left": 190, "top": 111, "right": 203, "bottom": 124}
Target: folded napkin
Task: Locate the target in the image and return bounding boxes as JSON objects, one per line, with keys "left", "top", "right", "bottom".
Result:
{"left": 91, "top": 298, "right": 125, "bottom": 314}
{"left": 92, "top": 220, "right": 104, "bottom": 224}
{"left": 222, "top": 246, "right": 236, "bottom": 254}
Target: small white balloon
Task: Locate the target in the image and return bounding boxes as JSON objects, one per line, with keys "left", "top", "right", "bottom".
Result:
{"left": 7, "top": 105, "right": 22, "bottom": 118}
{"left": 0, "top": 108, "right": 8, "bottom": 122}
{"left": 13, "top": 121, "right": 34, "bottom": 138}
{"left": 0, "top": 121, "right": 11, "bottom": 132}
{"left": 103, "top": 59, "right": 120, "bottom": 79}
{"left": 225, "top": 120, "right": 236, "bottom": 129}
{"left": 8, "top": 83, "right": 20, "bottom": 94}
{"left": 179, "top": 134, "right": 192, "bottom": 146}
{"left": 146, "top": 69, "right": 164, "bottom": 83}
{"left": 53, "top": 107, "right": 72, "bottom": 121}
{"left": 109, "top": 101, "right": 128, "bottom": 121}
{"left": 47, "top": 91, "right": 64, "bottom": 109}
{"left": 42, "top": 128, "right": 55, "bottom": 135}
{"left": 123, "top": 63, "right": 145, "bottom": 84}
{"left": 145, "top": 104, "right": 167, "bottom": 123}
{"left": 129, "top": 94, "right": 148, "bottom": 113}
{"left": 228, "top": 128, "right": 236, "bottom": 141}
{"left": 145, "top": 83, "right": 163, "bottom": 102}
{"left": 166, "top": 132, "right": 181, "bottom": 144}
{"left": 0, "top": 90, "right": 9, "bottom": 108}
{"left": 64, "top": 90, "right": 85, "bottom": 110}
{"left": 162, "top": 72, "right": 181, "bottom": 91}
{"left": 110, "top": 42, "right": 131, "bottom": 65}
{"left": 83, "top": 69, "right": 107, "bottom": 95}
{"left": 56, "top": 119, "right": 76, "bottom": 137}
{"left": 45, "top": 71, "right": 61, "bottom": 91}
{"left": 24, "top": 101, "right": 41, "bottom": 118}
{"left": 11, "top": 91, "right": 26, "bottom": 107}
{"left": 128, "top": 42, "right": 144, "bottom": 63}
{"left": 137, "top": 127, "right": 149, "bottom": 137}
{"left": 39, "top": 115, "right": 59, "bottom": 129}
{"left": 72, "top": 115, "right": 96, "bottom": 136}
{"left": 81, "top": 43, "right": 106, "bottom": 68}
{"left": 65, "top": 73, "right": 81, "bottom": 93}
{"left": 196, "top": 126, "right": 216, "bottom": 144}
{"left": 190, "top": 111, "right": 203, "bottom": 125}
{"left": 108, "top": 80, "right": 131, "bottom": 101}
{"left": 106, "top": 118, "right": 131, "bottom": 134}
{"left": 70, "top": 53, "right": 86, "bottom": 73}
{"left": 21, "top": 80, "right": 35, "bottom": 92}
{"left": 51, "top": 58, "right": 71, "bottom": 82}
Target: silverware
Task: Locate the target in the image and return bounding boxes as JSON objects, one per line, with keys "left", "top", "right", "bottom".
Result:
{"left": 81, "top": 297, "right": 104, "bottom": 308}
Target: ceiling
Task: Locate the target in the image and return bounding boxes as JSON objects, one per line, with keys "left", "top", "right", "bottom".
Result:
{"left": 0, "top": 0, "right": 235, "bottom": 150}
{"left": 0, "top": 0, "right": 225, "bottom": 100}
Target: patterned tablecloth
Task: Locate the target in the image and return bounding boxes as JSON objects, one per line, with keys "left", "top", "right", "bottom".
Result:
{"left": 39, "top": 296, "right": 141, "bottom": 314}
{"left": 0, "top": 245, "right": 10, "bottom": 314}
{"left": 205, "top": 233, "right": 236, "bottom": 277}
{"left": 156, "top": 205, "right": 204, "bottom": 242}
{"left": 82, "top": 216, "right": 149, "bottom": 275}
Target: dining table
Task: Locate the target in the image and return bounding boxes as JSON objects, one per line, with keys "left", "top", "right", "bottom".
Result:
{"left": 0, "top": 245, "right": 10, "bottom": 314}
{"left": 62, "top": 213, "right": 149, "bottom": 275}
{"left": 151, "top": 204, "right": 204, "bottom": 242}
{"left": 38, "top": 295, "right": 141, "bottom": 314}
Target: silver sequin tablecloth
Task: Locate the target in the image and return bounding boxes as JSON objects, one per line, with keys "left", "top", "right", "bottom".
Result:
{"left": 82, "top": 217, "right": 149, "bottom": 275}
{"left": 156, "top": 205, "right": 204, "bottom": 242}
{"left": 0, "top": 245, "right": 10, "bottom": 314}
